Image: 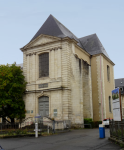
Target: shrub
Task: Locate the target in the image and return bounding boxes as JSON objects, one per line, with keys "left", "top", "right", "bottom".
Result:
{"left": 84, "top": 118, "right": 92, "bottom": 124}
{"left": 22, "top": 129, "right": 28, "bottom": 134}
{"left": 15, "top": 129, "right": 22, "bottom": 135}
{"left": 84, "top": 118, "right": 102, "bottom": 128}
{"left": 8, "top": 130, "right": 14, "bottom": 136}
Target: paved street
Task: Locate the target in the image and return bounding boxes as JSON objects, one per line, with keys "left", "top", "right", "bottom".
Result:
{"left": 0, "top": 129, "right": 121, "bottom": 150}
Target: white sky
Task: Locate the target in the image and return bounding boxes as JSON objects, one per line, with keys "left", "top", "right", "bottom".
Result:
{"left": 0, "top": 0, "right": 124, "bottom": 79}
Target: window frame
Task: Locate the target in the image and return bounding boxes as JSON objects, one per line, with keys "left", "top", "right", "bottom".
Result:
{"left": 109, "top": 96, "right": 112, "bottom": 113}
{"left": 122, "top": 108, "right": 124, "bottom": 116}
{"left": 107, "top": 65, "right": 110, "bottom": 82}
{"left": 39, "top": 52, "right": 49, "bottom": 78}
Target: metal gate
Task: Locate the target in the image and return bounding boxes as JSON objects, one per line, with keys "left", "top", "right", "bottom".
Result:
{"left": 38, "top": 96, "right": 49, "bottom": 121}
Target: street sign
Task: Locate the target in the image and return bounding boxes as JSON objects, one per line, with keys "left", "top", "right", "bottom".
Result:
{"left": 35, "top": 114, "right": 41, "bottom": 118}
{"left": 112, "top": 88, "right": 122, "bottom": 121}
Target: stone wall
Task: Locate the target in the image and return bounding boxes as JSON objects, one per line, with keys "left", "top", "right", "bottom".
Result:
{"left": 83, "top": 61, "right": 93, "bottom": 119}
{"left": 23, "top": 36, "right": 93, "bottom": 126}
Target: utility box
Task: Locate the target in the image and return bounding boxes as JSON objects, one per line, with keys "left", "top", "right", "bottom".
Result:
{"left": 99, "top": 124, "right": 105, "bottom": 138}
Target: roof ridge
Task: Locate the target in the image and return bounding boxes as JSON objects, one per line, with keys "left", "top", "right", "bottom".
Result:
{"left": 79, "top": 33, "right": 96, "bottom": 39}
{"left": 51, "top": 15, "right": 78, "bottom": 39}
{"left": 30, "top": 15, "right": 64, "bottom": 42}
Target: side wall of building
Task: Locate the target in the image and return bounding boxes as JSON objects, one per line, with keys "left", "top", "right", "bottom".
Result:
{"left": 91, "top": 55, "right": 114, "bottom": 121}
{"left": 91, "top": 56, "right": 99, "bottom": 121}
{"left": 103, "top": 56, "right": 114, "bottom": 119}
{"left": 70, "top": 43, "right": 93, "bottom": 125}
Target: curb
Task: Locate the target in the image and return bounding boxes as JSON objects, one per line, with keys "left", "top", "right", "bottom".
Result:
{"left": 0, "top": 130, "right": 70, "bottom": 138}
{"left": 109, "top": 137, "right": 124, "bottom": 148}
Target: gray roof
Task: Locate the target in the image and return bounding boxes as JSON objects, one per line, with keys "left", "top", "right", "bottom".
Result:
{"left": 31, "top": 15, "right": 79, "bottom": 42}
{"left": 115, "top": 78, "right": 124, "bottom": 87}
{"left": 30, "top": 15, "right": 109, "bottom": 58}
{"left": 79, "top": 34, "right": 109, "bottom": 58}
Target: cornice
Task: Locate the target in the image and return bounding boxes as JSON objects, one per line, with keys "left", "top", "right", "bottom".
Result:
{"left": 26, "top": 46, "right": 62, "bottom": 56}
{"left": 20, "top": 34, "right": 62, "bottom": 52}
{"left": 75, "top": 44, "right": 90, "bottom": 57}
{"left": 25, "top": 87, "right": 71, "bottom": 93}
{"left": 92, "top": 53, "right": 115, "bottom": 66}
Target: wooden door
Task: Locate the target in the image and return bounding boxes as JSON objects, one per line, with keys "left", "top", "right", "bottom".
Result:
{"left": 38, "top": 96, "right": 49, "bottom": 121}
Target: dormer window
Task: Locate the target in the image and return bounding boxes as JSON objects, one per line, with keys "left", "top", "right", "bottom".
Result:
{"left": 39, "top": 53, "right": 49, "bottom": 78}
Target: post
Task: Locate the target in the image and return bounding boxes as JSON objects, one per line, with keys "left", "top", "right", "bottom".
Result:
{"left": 47, "top": 125, "right": 49, "bottom": 134}
{"left": 35, "top": 123, "right": 38, "bottom": 138}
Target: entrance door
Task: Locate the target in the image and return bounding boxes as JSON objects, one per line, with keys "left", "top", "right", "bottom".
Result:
{"left": 38, "top": 96, "right": 49, "bottom": 122}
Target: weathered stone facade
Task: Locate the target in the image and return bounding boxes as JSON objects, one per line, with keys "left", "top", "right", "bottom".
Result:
{"left": 21, "top": 36, "right": 93, "bottom": 126}
{"left": 20, "top": 15, "right": 115, "bottom": 125}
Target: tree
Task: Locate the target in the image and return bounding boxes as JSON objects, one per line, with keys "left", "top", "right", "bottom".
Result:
{"left": 0, "top": 63, "right": 26, "bottom": 123}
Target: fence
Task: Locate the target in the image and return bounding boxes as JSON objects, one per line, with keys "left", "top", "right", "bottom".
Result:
{"left": 0, "top": 120, "right": 71, "bottom": 137}
{"left": 110, "top": 120, "right": 124, "bottom": 141}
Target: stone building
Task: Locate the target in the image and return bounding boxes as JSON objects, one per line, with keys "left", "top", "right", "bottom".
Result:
{"left": 115, "top": 78, "right": 124, "bottom": 119}
{"left": 20, "top": 15, "right": 115, "bottom": 125}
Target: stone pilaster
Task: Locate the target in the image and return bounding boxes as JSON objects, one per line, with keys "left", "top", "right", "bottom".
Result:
{"left": 80, "top": 59, "right": 83, "bottom": 122}
{"left": 89, "top": 65, "right": 93, "bottom": 119}
{"left": 57, "top": 48, "right": 61, "bottom": 78}
{"left": 54, "top": 49, "right": 58, "bottom": 79}
{"left": 50, "top": 50, "right": 55, "bottom": 78}
{"left": 23, "top": 52, "right": 27, "bottom": 81}
{"left": 33, "top": 52, "right": 36, "bottom": 82}
{"left": 27, "top": 55, "right": 30, "bottom": 83}
{"left": 61, "top": 42, "right": 71, "bottom": 120}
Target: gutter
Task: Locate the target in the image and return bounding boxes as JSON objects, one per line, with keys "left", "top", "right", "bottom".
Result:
{"left": 100, "top": 55, "right": 103, "bottom": 123}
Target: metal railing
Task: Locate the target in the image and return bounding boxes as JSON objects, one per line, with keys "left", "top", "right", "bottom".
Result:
{"left": 0, "top": 120, "right": 71, "bottom": 137}
{"left": 110, "top": 120, "right": 124, "bottom": 141}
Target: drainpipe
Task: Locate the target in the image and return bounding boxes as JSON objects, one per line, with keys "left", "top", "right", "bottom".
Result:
{"left": 90, "top": 55, "right": 92, "bottom": 66}
{"left": 100, "top": 55, "right": 103, "bottom": 123}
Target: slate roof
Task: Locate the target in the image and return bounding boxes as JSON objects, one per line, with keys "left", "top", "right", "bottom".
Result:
{"left": 79, "top": 34, "right": 109, "bottom": 58}
{"left": 31, "top": 15, "right": 79, "bottom": 42}
{"left": 115, "top": 78, "right": 124, "bottom": 87}
{"left": 30, "top": 14, "right": 109, "bottom": 58}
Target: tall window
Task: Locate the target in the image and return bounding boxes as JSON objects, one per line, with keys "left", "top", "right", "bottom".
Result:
{"left": 109, "top": 96, "right": 111, "bottom": 112}
{"left": 107, "top": 65, "right": 110, "bottom": 81}
{"left": 123, "top": 108, "right": 124, "bottom": 116}
{"left": 39, "top": 53, "right": 49, "bottom": 78}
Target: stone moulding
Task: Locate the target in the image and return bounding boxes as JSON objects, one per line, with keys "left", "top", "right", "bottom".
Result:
{"left": 26, "top": 46, "right": 62, "bottom": 56}
{"left": 25, "top": 87, "right": 71, "bottom": 94}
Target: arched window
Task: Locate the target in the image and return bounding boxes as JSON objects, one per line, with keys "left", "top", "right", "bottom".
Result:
{"left": 39, "top": 53, "right": 49, "bottom": 78}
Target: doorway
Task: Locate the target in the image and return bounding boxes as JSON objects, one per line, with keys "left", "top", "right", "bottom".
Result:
{"left": 38, "top": 96, "right": 49, "bottom": 121}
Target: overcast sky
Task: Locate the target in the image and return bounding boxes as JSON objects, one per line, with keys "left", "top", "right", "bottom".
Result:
{"left": 0, "top": 0, "right": 124, "bottom": 79}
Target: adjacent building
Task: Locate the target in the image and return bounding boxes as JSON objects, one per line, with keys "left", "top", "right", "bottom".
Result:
{"left": 20, "top": 15, "right": 115, "bottom": 126}
{"left": 115, "top": 78, "right": 124, "bottom": 118}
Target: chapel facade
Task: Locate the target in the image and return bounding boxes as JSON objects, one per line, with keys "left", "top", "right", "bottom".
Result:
{"left": 20, "top": 15, "right": 115, "bottom": 125}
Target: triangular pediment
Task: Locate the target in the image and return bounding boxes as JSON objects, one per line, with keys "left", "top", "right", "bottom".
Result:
{"left": 22, "top": 34, "right": 61, "bottom": 50}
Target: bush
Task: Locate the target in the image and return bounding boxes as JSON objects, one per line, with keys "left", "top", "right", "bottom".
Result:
{"left": 84, "top": 118, "right": 93, "bottom": 124}
{"left": 84, "top": 118, "right": 102, "bottom": 128}
{"left": 15, "top": 129, "right": 22, "bottom": 135}
{"left": 22, "top": 129, "right": 28, "bottom": 134}
{"left": 8, "top": 130, "right": 14, "bottom": 136}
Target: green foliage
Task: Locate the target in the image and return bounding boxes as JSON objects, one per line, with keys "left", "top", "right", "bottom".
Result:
{"left": 0, "top": 63, "right": 26, "bottom": 122}
{"left": 22, "top": 129, "right": 28, "bottom": 134}
{"left": 84, "top": 118, "right": 93, "bottom": 124}
{"left": 84, "top": 118, "right": 102, "bottom": 128}
{"left": 15, "top": 129, "right": 22, "bottom": 135}
{"left": 8, "top": 130, "right": 14, "bottom": 136}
